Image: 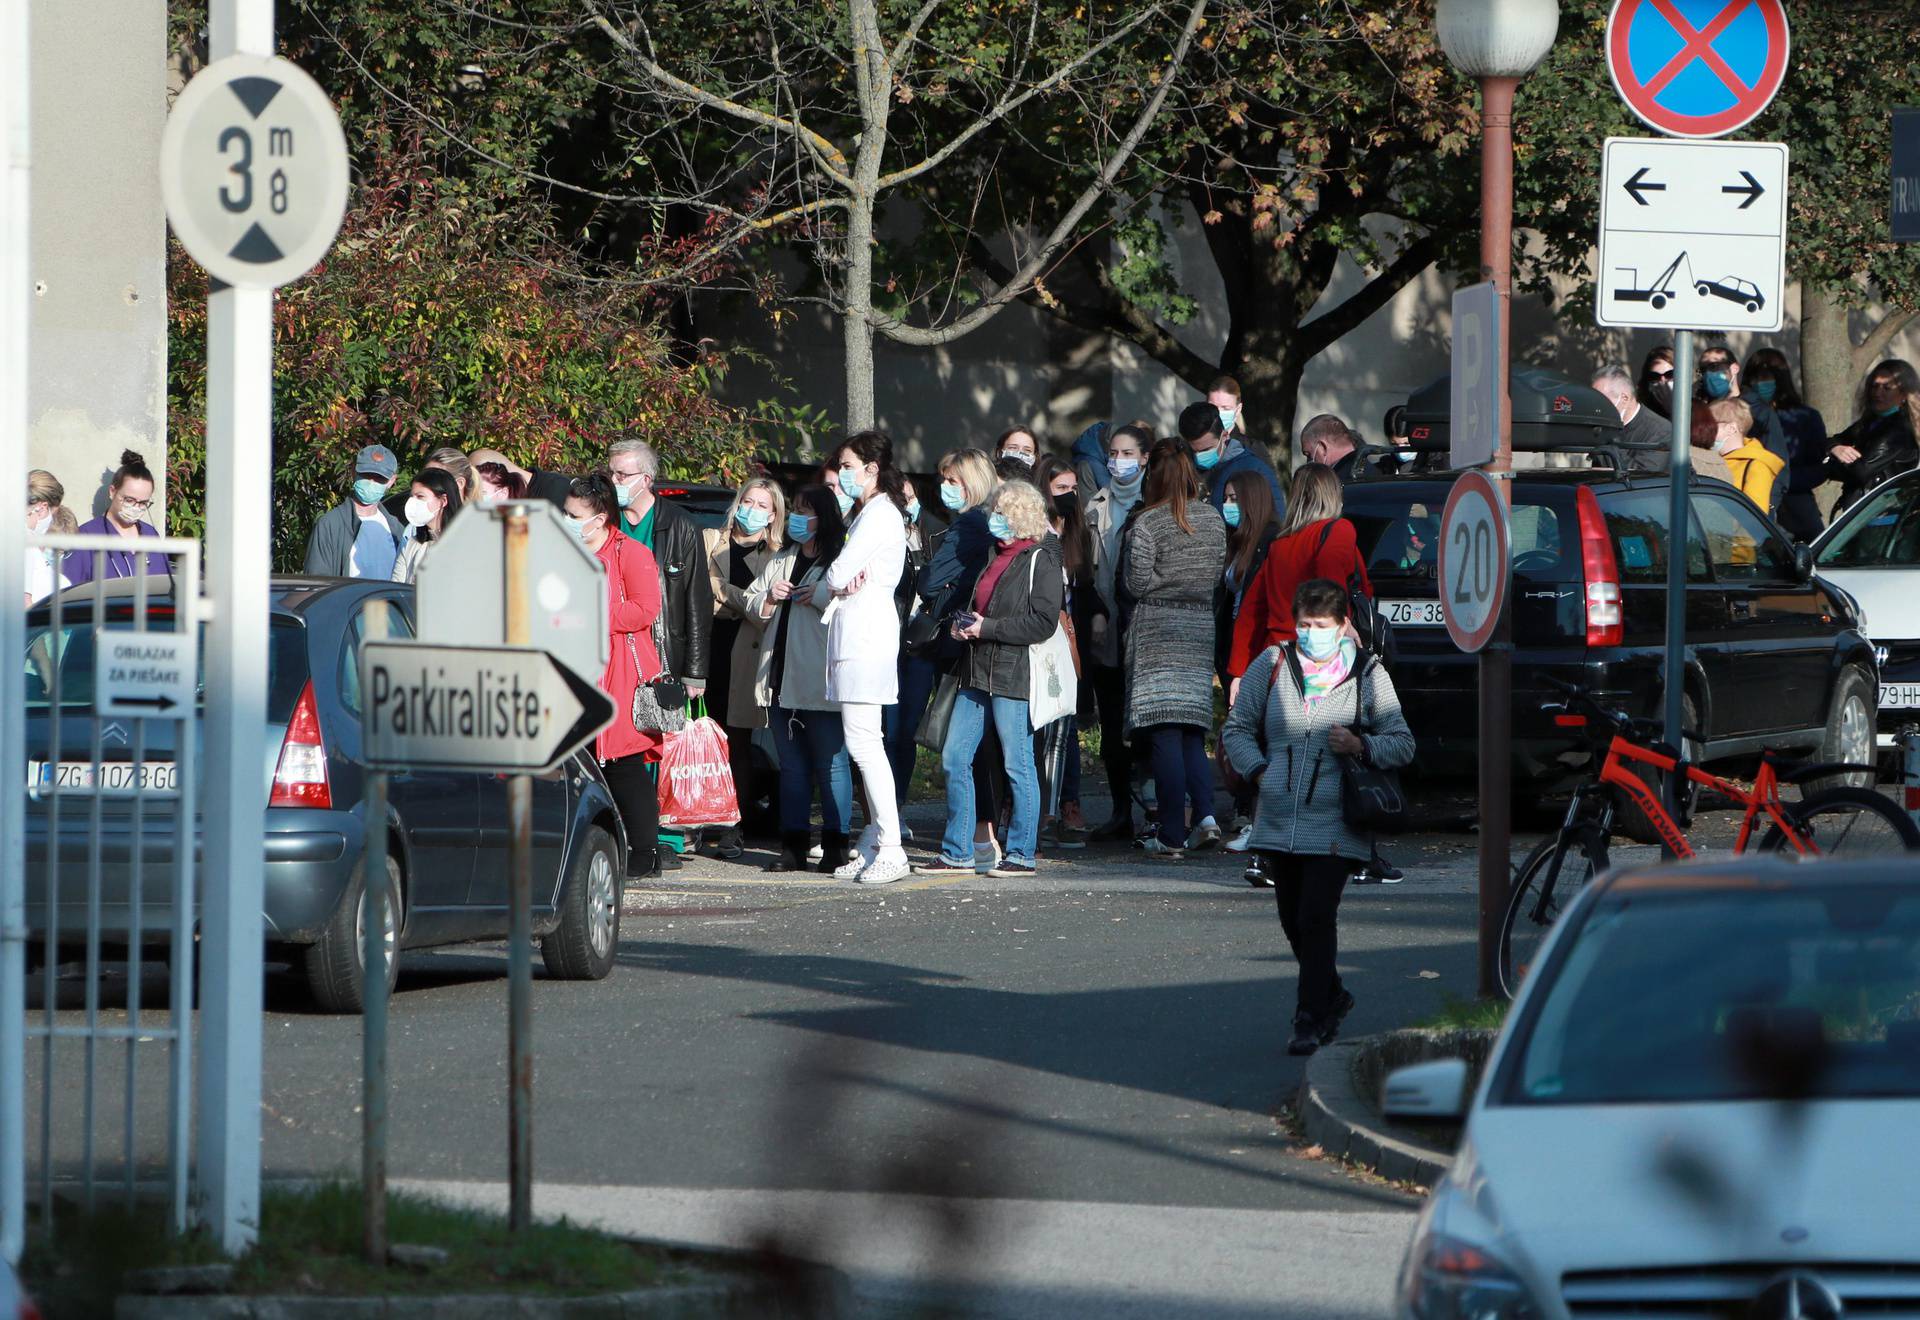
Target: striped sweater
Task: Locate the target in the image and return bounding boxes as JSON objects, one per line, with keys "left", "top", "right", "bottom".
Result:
{"left": 1222, "top": 644, "right": 1415, "bottom": 862}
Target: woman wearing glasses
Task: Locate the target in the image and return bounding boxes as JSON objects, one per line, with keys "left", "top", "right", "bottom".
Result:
{"left": 64, "top": 450, "right": 169, "bottom": 585}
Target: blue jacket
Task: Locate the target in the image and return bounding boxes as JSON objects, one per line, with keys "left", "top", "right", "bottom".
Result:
{"left": 1776, "top": 404, "right": 1830, "bottom": 496}
{"left": 915, "top": 506, "right": 996, "bottom": 662}
{"left": 1205, "top": 439, "right": 1285, "bottom": 519}
{"left": 1071, "top": 421, "right": 1112, "bottom": 493}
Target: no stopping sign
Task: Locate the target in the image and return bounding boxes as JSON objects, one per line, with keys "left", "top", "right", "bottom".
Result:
{"left": 1439, "top": 471, "right": 1510, "bottom": 653}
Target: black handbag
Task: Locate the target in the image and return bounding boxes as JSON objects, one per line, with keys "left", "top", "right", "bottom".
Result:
{"left": 903, "top": 603, "right": 949, "bottom": 656}
{"left": 915, "top": 670, "right": 962, "bottom": 753}
{"left": 1340, "top": 664, "right": 1407, "bottom": 832}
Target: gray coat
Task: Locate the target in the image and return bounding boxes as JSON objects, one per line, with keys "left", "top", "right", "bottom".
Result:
{"left": 1222, "top": 644, "right": 1415, "bottom": 863}
{"left": 303, "top": 501, "right": 402, "bottom": 578}
{"left": 1122, "top": 502, "right": 1226, "bottom": 732}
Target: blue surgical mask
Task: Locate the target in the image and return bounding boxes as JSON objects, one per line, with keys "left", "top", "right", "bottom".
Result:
{"left": 906, "top": 498, "right": 921, "bottom": 524}
{"left": 1217, "top": 407, "right": 1237, "bottom": 432}
{"left": 1752, "top": 379, "right": 1777, "bottom": 403}
{"left": 988, "top": 512, "right": 1014, "bottom": 542}
{"left": 1882, "top": 404, "right": 1904, "bottom": 418}
{"left": 1222, "top": 502, "right": 1242, "bottom": 528}
{"left": 734, "top": 505, "right": 772, "bottom": 534}
{"left": 562, "top": 515, "right": 592, "bottom": 544}
{"left": 1703, "top": 370, "right": 1732, "bottom": 400}
{"left": 1298, "top": 625, "right": 1340, "bottom": 661}
{"left": 940, "top": 481, "right": 967, "bottom": 512}
{"left": 834, "top": 486, "right": 856, "bottom": 516}
{"left": 1194, "top": 446, "right": 1221, "bottom": 470}
{"left": 352, "top": 477, "right": 389, "bottom": 506}
{"left": 837, "top": 468, "right": 865, "bottom": 501}
{"left": 787, "top": 512, "right": 814, "bottom": 541}
{"left": 614, "top": 478, "right": 635, "bottom": 509}
{"left": 1108, "top": 456, "right": 1141, "bottom": 483}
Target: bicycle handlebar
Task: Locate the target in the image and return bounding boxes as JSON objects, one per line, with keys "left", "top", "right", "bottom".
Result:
{"left": 1538, "top": 679, "right": 1704, "bottom": 749}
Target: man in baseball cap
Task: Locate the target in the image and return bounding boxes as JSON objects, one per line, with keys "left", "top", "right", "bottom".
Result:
{"left": 304, "top": 442, "right": 405, "bottom": 578}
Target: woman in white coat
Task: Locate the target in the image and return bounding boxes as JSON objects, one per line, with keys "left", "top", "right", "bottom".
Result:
{"left": 825, "top": 430, "right": 913, "bottom": 885}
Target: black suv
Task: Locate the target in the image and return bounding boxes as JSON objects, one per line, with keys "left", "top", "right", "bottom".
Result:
{"left": 1341, "top": 468, "right": 1879, "bottom": 788}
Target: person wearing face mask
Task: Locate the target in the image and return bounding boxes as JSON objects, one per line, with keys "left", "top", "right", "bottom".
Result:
{"left": 698, "top": 477, "right": 787, "bottom": 859}
{"left": 1697, "top": 345, "right": 1787, "bottom": 472}
{"left": 25, "top": 470, "right": 71, "bottom": 606}
{"left": 1207, "top": 376, "right": 1263, "bottom": 462}
{"left": 1222, "top": 578, "right": 1414, "bottom": 1057}
{"left": 1707, "top": 398, "right": 1784, "bottom": 512}
{"left": 1033, "top": 457, "right": 1094, "bottom": 849}
{"left": 1637, "top": 345, "right": 1677, "bottom": 420}
{"left": 746, "top": 487, "right": 853, "bottom": 873}
{"left": 302, "top": 444, "right": 404, "bottom": 580}
{"left": 467, "top": 447, "right": 570, "bottom": 507}
{"left": 566, "top": 474, "right": 668, "bottom": 880}
{"left": 389, "top": 468, "right": 465, "bottom": 585}
{"left": 997, "top": 426, "right": 1040, "bottom": 469}
{"left": 66, "top": 450, "right": 172, "bottom": 585}
{"left": 823, "top": 432, "right": 914, "bottom": 885}
{"left": 1123, "top": 439, "right": 1228, "bottom": 860}
{"left": 1591, "top": 364, "right": 1670, "bottom": 473}
{"left": 1178, "top": 400, "right": 1283, "bottom": 516}
{"left": 1214, "top": 470, "right": 1280, "bottom": 855}
{"left": 1826, "top": 359, "right": 1920, "bottom": 514}
{"left": 1081, "top": 423, "right": 1152, "bottom": 838}
{"left": 1742, "top": 349, "right": 1827, "bottom": 542}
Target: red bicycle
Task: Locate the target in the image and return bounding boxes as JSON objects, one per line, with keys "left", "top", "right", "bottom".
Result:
{"left": 1497, "top": 678, "right": 1920, "bottom": 998}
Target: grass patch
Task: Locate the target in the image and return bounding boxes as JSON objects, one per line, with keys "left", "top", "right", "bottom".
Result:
{"left": 1414, "top": 994, "right": 1510, "bottom": 1032}
{"left": 22, "top": 1182, "right": 686, "bottom": 1317}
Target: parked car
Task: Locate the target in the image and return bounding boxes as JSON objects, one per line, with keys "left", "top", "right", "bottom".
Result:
{"left": 1697, "top": 275, "right": 1766, "bottom": 314}
{"left": 23, "top": 578, "right": 629, "bottom": 1013}
{"left": 1388, "top": 855, "right": 1920, "bottom": 1320}
{"left": 1342, "top": 466, "right": 1879, "bottom": 789}
{"left": 1813, "top": 465, "right": 1920, "bottom": 756}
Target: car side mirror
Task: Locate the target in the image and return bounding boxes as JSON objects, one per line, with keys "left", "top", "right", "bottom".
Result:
{"left": 1792, "top": 544, "right": 1814, "bottom": 581}
{"left": 1382, "top": 1058, "right": 1470, "bottom": 1121}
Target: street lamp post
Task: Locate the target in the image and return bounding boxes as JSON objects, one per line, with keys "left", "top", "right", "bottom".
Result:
{"left": 1436, "top": 0, "right": 1559, "bottom": 1000}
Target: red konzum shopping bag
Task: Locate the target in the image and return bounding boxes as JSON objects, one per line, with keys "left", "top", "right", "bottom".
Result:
{"left": 657, "top": 714, "right": 740, "bottom": 829}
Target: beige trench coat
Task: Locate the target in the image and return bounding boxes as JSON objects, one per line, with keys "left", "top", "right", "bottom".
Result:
{"left": 702, "top": 525, "right": 775, "bottom": 728}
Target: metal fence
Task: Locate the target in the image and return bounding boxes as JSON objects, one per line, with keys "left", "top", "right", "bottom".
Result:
{"left": 1, "top": 533, "right": 203, "bottom": 1254}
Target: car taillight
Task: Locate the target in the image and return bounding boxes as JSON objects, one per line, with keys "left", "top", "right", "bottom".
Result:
{"left": 1576, "top": 485, "right": 1623, "bottom": 648}
{"left": 270, "top": 680, "right": 332, "bottom": 809}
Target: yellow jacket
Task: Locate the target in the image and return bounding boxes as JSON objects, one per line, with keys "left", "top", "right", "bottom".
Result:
{"left": 1722, "top": 440, "right": 1785, "bottom": 511}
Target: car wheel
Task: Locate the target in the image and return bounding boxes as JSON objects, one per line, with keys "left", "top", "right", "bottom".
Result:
{"left": 1745, "top": 300, "right": 1760, "bottom": 314}
{"left": 1650, "top": 293, "right": 1668, "bottom": 310}
{"left": 542, "top": 825, "right": 621, "bottom": 981}
{"left": 1813, "top": 666, "right": 1877, "bottom": 791}
{"left": 303, "top": 854, "right": 402, "bottom": 1015}
{"left": 1696, "top": 282, "right": 1711, "bottom": 296}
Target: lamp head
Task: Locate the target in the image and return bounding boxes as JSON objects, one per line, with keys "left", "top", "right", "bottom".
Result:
{"left": 1437, "top": 0, "right": 1560, "bottom": 78}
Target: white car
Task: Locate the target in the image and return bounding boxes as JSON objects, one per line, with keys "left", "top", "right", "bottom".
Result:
{"left": 1815, "top": 467, "right": 1920, "bottom": 754}
{"left": 1387, "top": 856, "right": 1920, "bottom": 1320}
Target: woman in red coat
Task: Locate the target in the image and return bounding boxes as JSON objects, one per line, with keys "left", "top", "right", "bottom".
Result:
{"left": 565, "top": 473, "right": 665, "bottom": 875}
{"left": 1226, "top": 464, "right": 1372, "bottom": 700}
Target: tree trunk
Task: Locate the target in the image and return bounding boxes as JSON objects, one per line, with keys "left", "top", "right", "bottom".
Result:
{"left": 842, "top": 187, "right": 878, "bottom": 433}
{"left": 1801, "top": 285, "right": 1855, "bottom": 434}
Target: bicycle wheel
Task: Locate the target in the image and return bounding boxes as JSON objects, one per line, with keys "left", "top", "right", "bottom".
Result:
{"left": 1499, "top": 832, "right": 1610, "bottom": 1000}
{"left": 1755, "top": 787, "right": 1920, "bottom": 858}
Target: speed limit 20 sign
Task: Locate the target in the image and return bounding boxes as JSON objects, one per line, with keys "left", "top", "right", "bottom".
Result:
{"left": 160, "top": 54, "right": 349, "bottom": 290}
{"left": 1439, "top": 470, "right": 1510, "bottom": 653}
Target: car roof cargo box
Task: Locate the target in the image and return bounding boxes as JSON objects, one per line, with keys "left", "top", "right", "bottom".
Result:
{"left": 1399, "top": 367, "right": 1638, "bottom": 454}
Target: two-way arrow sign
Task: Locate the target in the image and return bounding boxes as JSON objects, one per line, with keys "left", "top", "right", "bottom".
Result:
{"left": 359, "top": 642, "right": 615, "bottom": 773}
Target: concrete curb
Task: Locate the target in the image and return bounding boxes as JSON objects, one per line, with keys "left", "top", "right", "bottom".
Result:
{"left": 116, "top": 1268, "right": 851, "bottom": 1319}
{"left": 1294, "top": 1038, "right": 1456, "bottom": 1189}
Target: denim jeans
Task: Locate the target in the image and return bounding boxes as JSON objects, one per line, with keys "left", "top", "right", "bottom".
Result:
{"left": 942, "top": 688, "right": 1040, "bottom": 864}
{"left": 885, "top": 652, "right": 940, "bottom": 810}
{"left": 1146, "top": 723, "right": 1213, "bottom": 848}
{"left": 768, "top": 702, "right": 850, "bottom": 834}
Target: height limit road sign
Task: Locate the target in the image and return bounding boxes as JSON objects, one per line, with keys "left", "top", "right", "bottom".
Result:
{"left": 1596, "top": 136, "right": 1788, "bottom": 332}
{"left": 1606, "top": 0, "right": 1789, "bottom": 140}
{"left": 160, "top": 54, "right": 350, "bottom": 289}
{"left": 1440, "top": 471, "right": 1509, "bottom": 655}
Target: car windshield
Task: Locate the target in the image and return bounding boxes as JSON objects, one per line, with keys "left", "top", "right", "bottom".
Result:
{"left": 1817, "top": 477, "right": 1920, "bottom": 567}
{"left": 24, "top": 615, "right": 310, "bottom": 723}
{"left": 1508, "top": 884, "right": 1920, "bottom": 1105}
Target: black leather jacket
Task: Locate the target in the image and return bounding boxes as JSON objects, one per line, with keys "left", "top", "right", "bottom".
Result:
{"left": 960, "top": 538, "right": 1066, "bottom": 699}
{"left": 1826, "top": 410, "right": 1920, "bottom": 512}
{"left": 638, "top": 498, "right": 713, "bottom": 681}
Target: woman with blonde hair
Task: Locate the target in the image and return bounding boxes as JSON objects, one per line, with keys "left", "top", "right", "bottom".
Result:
{"left": 25, "top": 469, "right": 69, "bottom": 606}
{"left": 919, "top": 480, "right": 1063, "bottom": 877}
{"left": 1225, "top": 463, "right": 1370, "bottom": 691}
{"left": 424, "top": 446, "right": 480, "bottom": 502}
{"left": 699, "top": 477, "right": 786, "bottom": 858}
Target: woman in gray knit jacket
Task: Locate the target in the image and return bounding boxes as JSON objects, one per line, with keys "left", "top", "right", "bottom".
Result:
{"left": 1222, "top": 577, "right": 1415, "bottom": 1056}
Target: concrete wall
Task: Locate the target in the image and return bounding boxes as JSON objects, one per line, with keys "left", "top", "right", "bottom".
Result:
{"left": 28, "top": 0, "right": 169, "bottom": 525}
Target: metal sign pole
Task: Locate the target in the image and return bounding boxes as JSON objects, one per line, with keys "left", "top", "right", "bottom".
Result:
{"left": 0, "top": 0, "right": 32, "bottom": 1268}
{"left": 361, "top": 599, "right": 390, "bottom": 1262}
{"left": 503, "top": 505, "right": 534, "bottom": 1232}
{"left": 1663, "top": 329, "right": 1696, "bottom": 840}
{"left": 197, "top": 0, "right": 276, "bottom": 1258}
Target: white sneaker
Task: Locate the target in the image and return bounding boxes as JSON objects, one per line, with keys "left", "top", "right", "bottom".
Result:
{"left": 806, "top": 842, "right": 824, "bottom": 863}
{"left": 973, "top": 839, "right": 1002, "bottom": 875}
{"left": 834, "top": 853, "right": 872, "bottom": 881}
{"left": 1225, "top": 824, "right": 1254, "bottom": 853}
{"left": 857, "top": 849, "right": 913, "bottom": 885}
{"left": 1187, "top": 820, "right": 1223, "bottom": 851}
{"left": 852, "top": 823, "right": 881, "bottom": 867}
{"left": 1140, "top": 837, "right": 1186, "bottom": 861}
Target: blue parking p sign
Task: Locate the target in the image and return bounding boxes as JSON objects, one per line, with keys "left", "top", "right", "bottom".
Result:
{"left": 1895, "top": 109, "right": 1920, "bottom": 243}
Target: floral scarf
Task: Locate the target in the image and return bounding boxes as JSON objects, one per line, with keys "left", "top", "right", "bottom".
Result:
{"left": 1298, "top": 637, "right": 1357, "bottom": 709}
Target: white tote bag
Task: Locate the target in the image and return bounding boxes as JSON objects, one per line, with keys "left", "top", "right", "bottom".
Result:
{"left": 1024, "top": 553, "right": 1076, "bottom": 729}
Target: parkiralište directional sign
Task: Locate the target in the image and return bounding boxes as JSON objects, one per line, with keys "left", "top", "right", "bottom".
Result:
{"left": 159, "top": 53, "right": 350, "bottom": 290}
{"left": 97, "top": 631, "right": 198, "bottom": 719}
{"left": 1440, "top": 471, "right": 1509, "bottom": 655}
{"left": 359, "top": 642, "right": 615, "bottom": 774}
{"left": 414, "top": 501, "right": 610, "bottom": 686}
{"left": 1596, "top": 136, "right": 1788, "bottom": 333}
{"left": 1606, "top": 0, "right": 1789, "bottom": 140}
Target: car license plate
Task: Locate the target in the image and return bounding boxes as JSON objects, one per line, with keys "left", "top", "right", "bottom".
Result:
{"left": 27, "top": 761, "right": 178, "bottom": 794}
{"left": 1880, "top": 683, "right": 1920, "bottom": 710}
{"left": 1381, "top": 599, "right": 1445, "bottom": 627}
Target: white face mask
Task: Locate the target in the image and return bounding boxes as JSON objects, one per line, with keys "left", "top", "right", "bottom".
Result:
{"left": 403, "top": 495, "right": 435, "bottom": 528}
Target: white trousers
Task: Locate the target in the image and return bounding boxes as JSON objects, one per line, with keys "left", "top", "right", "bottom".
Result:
{"left": 840, "top": 701, "right": 901, "bottom": 849}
